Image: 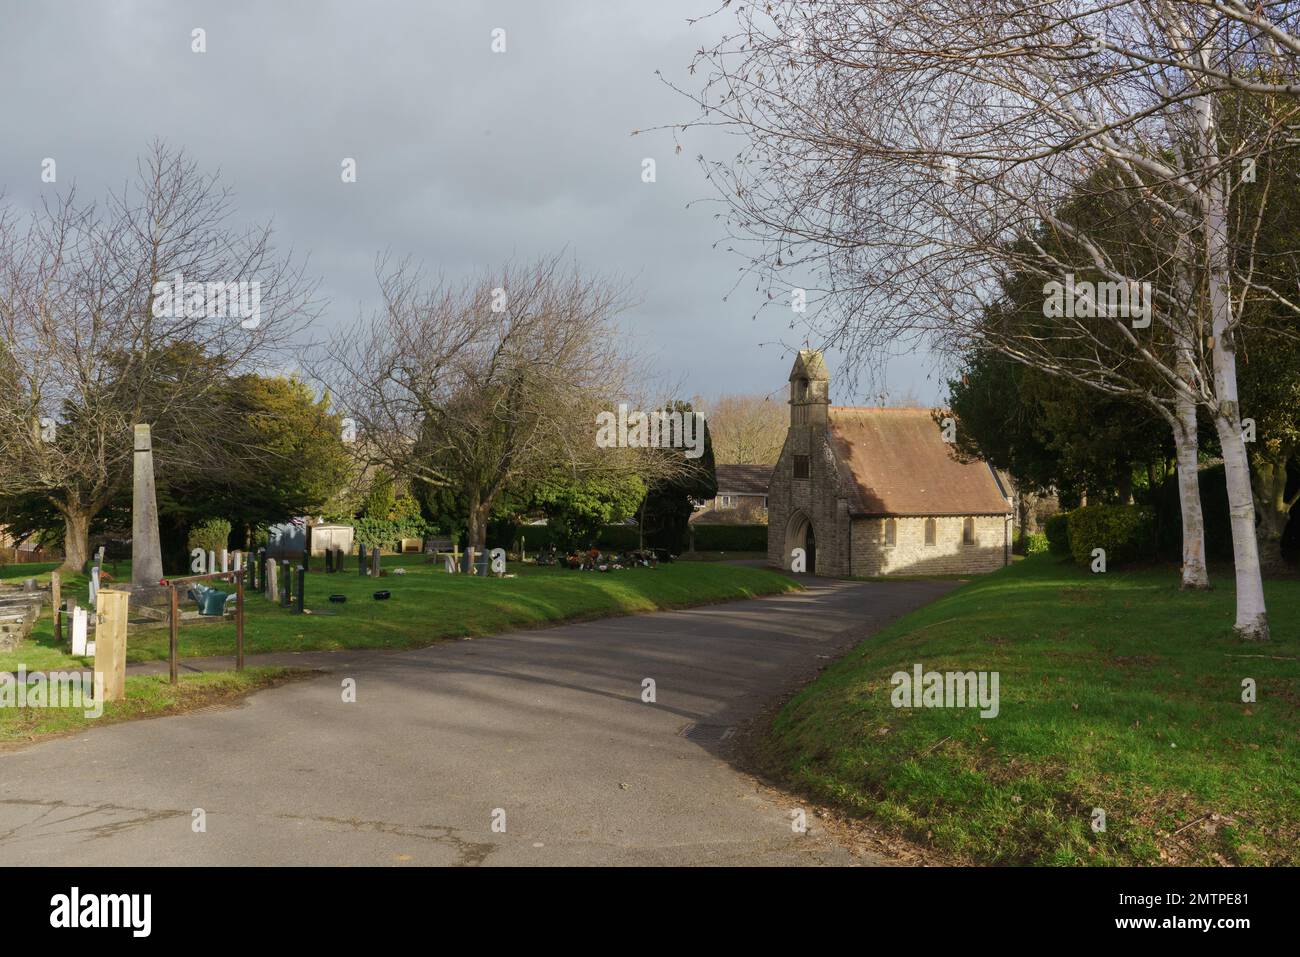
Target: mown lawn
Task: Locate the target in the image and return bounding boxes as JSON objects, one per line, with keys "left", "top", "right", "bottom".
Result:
{"left": 2, "top": 554, "right": 797, "bottom": 670}
{"left": 760, "top": 555, "right": 1300, "bottom": 865}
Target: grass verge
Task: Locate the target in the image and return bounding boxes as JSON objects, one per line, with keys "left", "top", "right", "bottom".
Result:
{"left": 757, "top": 554, "right": 1299, "bottom": 865}
{"left": 2, "top": 556, "right": 798, "bottom": 670}
{"left": 0, "top": 667, "right": 306, "bottom": 748}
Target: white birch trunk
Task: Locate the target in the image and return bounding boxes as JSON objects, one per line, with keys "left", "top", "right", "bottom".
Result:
{"left": 1204, "top": 170, "right": 1269, "bottom": 639}
{"left": 1172, "top": 386, "right": 1209, "bottom": 590}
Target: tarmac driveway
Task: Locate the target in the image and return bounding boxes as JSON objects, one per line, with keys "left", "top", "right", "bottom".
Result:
{"left": 0, "top": 575, "right": 955, "bottom": 866}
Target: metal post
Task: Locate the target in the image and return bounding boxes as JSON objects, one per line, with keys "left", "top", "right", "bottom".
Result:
{"left": 236, "top": 569, "right": 245, "bottom": 670}
{"left": 169, "top": 585, "right": 179, "bottom": 685}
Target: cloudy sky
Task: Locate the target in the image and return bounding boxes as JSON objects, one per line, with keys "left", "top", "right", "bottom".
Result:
{"left": 0, "top": 0, "right": 942, "bottom": 405}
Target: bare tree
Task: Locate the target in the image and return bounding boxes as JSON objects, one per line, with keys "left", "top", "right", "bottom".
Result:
{"left": 697, "top": 391, "right": 787, "bottom": 463}
{"left": 670, "top": 1, "right": 1300, "bottom": 639}
{"left": 0, "top": 142, "right": 317, "bottom": 571}
{"left": 320, "top": 254, "right": 689, "bottom": 551}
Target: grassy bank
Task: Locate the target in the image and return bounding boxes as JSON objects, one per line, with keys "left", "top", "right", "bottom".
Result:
{"left": 760, "top": 555, "right": 1299, "bottom": 865}
{"left": 2, "top": 555, "right": 797, "bottom": 671}
{"left": 0, "top": 667, "right": 302, "bottom": 748}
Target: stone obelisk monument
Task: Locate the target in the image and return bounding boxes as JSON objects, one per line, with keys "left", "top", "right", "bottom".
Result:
{"left": 131, "top": 423, "right": 164, "bottom": 587}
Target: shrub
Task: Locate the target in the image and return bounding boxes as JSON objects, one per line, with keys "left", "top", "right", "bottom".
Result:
{"left": 1066, "top": 504, "right": 1155, "bottom": 567}
{"left": 353, "top": 514, "right": 428, "bottom": 551}
{"left": 187, "top": 518, "right": 232, "bottom": 555}
{"left": 1044, "top": 512, "right": 1072, "bottom": 557}
{"left": 1024, "top": 532, "right": 1049, "bottom": 556}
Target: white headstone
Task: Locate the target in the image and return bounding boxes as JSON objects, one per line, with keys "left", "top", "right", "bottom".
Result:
{"left": 89, "top": 567, "right": 100, "bottom": 605}
{"left": 71, "top": 606, "right": 88, "bottom": 655}
{"left": 444, "top": 554, "right": 457, "bottom": 574}
{"left": 233, "top": 551, "right": 243, "bottom": 572}
{"left": 220, "top": 549, "right": 229, "bottom": 573}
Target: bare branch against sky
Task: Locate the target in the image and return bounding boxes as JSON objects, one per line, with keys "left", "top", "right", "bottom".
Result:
{"left": 0, "top": 0, "right": 940, "bottom": 406}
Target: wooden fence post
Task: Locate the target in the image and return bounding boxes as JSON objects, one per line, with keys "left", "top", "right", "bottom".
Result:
{"left": 236, "top": 569, "right": 245, "bottom": 671}
{"left": 169, "top": 585, "right": 179, "bottom": 685}
{"left": 51, "top": 571, "right": 62, "bottom": 645}
{"left": 94, "top": 589, "right": 130, "bottom": 703}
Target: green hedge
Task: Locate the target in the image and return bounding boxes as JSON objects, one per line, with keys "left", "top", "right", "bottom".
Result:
{"left": 691, "top": 524, "right": 768, "bottom": 552}
{"left": 495, "top": 523, "right": 769, "bottom": 554}
{"left": 1066, "top": 504, "right": 1155, "bottom": 567}
{"left": 1044, "top": 512, "right": 1072, "bottom": 556}
{"left": 596, "top": 525, "right": 642, "bottom": 550}
{"left": 502, "top": 524, "right": 642, "bottom": 553}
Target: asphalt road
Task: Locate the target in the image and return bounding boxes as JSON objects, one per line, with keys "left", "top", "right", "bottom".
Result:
{"left": 0, "top": 575, "right": 955, "bottom": 866}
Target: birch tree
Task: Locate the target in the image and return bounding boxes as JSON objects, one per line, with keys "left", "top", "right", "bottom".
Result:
{"left": 672, "top": 0, "right": 1300, "bottom": 638}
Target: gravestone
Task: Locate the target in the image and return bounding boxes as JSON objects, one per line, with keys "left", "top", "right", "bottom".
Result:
{"left": 444, "top": 553, "right": 457, "bottom": 574}
{"left": 370, "top": 546, "right": 381, "bottom": 578}
{"left": 265, "top": 557, "right": 278, "bottom": 602}
{"left": 280, "top": 560, "right": 291, "bottom": 607}
{"left": 71, "top": 605, "right": 88, "bottom": 656}
{"left": 325, "top": 548, "right": 334, "bottom": 573}
{"left": 358, "top": 544, "right": 367, "bottom": 575}
{"left": 295, "top": 566, "right": 306, "bottom": 614}
{"left": 131, "top": 425, "right": 165, "bottom": 587}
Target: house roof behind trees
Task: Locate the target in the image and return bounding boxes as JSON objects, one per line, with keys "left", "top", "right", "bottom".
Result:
{"left": 714, "top": 464, "right": 773, "bottom": 496}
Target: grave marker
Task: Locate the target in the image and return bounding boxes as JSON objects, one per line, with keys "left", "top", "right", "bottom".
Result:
{"left": 131, "top": 424, "right": 165, "bottom": 587}
{"left": 71, "top": 605, "right": 88, "bottom": 656}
